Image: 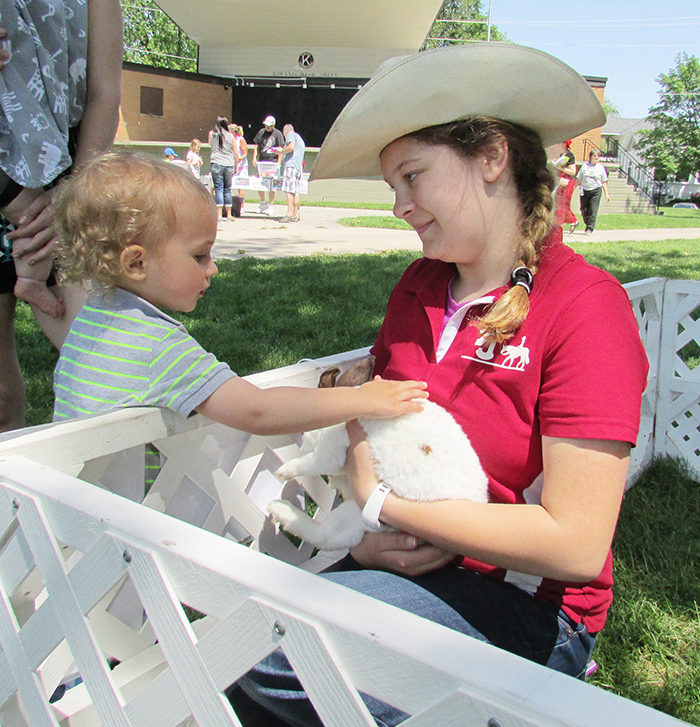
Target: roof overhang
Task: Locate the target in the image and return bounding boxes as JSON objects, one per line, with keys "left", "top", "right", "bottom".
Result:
{"left": 154, "top": 0, "right": 444, "bottom": 79}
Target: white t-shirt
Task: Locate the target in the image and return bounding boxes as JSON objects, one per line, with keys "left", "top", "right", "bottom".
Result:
{"left": 577, "top": 162, "right": 608, "bottom": 191}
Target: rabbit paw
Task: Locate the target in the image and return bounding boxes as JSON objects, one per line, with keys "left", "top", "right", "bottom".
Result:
{"left": 275, "top": 462, "right": 301, "bottom": 481}
{"left": 267, "top": 499, "right": 303, "bottom": 526}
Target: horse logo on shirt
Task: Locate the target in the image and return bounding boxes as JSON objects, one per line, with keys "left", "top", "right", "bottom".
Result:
{"left": 500, "top": 337, "right": 530, "bottom": 370}
{"left": 464, "top": 335, "right": 530, "bottom": 371}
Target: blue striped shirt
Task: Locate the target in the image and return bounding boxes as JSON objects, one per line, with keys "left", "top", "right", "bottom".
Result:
{"left": 53, "top": 288, "right": 236, "bottom": 421}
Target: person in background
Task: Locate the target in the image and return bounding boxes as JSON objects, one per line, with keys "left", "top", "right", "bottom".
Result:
{"left": 576, "top": 150, "right": 610, "bottom": 235}
{"left": 186, "top": 139, "right": 204, "bottom": 180}
{"left": 0, "top": 0, "right": 123, "bottom": 433}
{"left": 550, "top": 140, "right": 579, "bottom": 233}
{"left": 252, "top": 115, "right": 284, "bottom": 215}
{"left": 164, "top": 147, "right": 188, "bottom": 171}
{"left": 208, "top": 116, "right": 236, "bottom": 222}
{"left": 232, "top": 125, "right": 249, "bottom": 215}
{"left": 277, "top": 124, "right": 305, "bottom": 223}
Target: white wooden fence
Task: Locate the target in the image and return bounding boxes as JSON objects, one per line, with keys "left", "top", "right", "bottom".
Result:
{"left": 0, "top": 277, "right": 696, "bottom": 727}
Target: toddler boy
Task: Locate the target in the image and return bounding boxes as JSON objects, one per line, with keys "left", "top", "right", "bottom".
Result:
{"left": 51, "top": 151, "right": 426, "bottom": 431}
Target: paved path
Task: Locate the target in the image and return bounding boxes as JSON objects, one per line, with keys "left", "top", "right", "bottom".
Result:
{"left": 213, "top": 205, "right": 700, "bottom": 261}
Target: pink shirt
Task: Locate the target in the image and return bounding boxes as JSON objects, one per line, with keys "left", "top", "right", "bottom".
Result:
{"left": 371, "top": 230, "right": 648, "bottom": 632}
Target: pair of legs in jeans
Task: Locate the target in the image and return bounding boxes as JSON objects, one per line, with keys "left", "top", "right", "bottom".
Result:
{"left": 227, "top": 557, "right": 596, "bottom": 727}
{"left": 211, "top": 163, "right": 234, "bottom": 219}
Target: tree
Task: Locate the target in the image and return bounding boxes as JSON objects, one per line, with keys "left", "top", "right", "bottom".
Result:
{"left": 603, "top": 100, "right": 621, "bottom": 118}
{"left": 422, "top": 0, "right": 507, "bottom": 49}
{"left": 121, "top": 0, "right": 198, "bottom": 72}
{"left": 636, "top": 53, "right": 700, "bottom": 181}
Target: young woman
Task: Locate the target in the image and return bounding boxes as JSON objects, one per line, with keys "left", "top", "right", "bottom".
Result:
{"left": 208, "top": 116, "right": 236, "bottom": 221}
{"left": 551, "top": 139, "right": 579, "bottom": 232}
{"left": 230, "top": 43, "right": 649, "bottom": 727}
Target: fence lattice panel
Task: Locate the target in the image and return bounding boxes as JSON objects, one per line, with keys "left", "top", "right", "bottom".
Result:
{"left": 656, "top": 279, "right": 700, "bottom": 475}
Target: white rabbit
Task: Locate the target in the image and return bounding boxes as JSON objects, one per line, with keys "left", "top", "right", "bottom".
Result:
{"left": 268, "top": 356, "right": 488, "bottom": 551}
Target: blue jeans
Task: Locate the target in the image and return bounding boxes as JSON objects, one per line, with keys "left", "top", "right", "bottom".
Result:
{"left": 211, "top": 163, "right": 233, "bottom": 208}
{"left": 227, "top": 562, "right": 596, "bottom": 727}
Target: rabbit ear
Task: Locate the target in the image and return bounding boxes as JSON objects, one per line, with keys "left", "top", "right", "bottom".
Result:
{"left": 336, "top": 355, "right": 376, "bottom": 387}
{"left": 319, "top": 367, "right": 341, "bottom": 388}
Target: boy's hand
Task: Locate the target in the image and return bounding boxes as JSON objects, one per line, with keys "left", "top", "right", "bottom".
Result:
{"left": 358, "top": 376, "right": 427, "bottom": 419}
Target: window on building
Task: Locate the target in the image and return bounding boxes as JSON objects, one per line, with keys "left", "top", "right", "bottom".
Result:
{"left": 140, "top": 86, "right": 164, "bottom": 117}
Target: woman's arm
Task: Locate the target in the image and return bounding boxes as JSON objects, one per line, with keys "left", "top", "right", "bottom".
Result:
{"left": 346, "top": 423, "right": 630, "bottom": 583}
{"left": 73, "top": 0, "right": 123, "bottom": 167}
{"left": 560, "top": 162, "right": 577, "bottom": 178}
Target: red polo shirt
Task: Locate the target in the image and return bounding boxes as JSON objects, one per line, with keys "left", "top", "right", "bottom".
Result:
{"left": 371, "top": 230, "right": 648, "bottom": 632}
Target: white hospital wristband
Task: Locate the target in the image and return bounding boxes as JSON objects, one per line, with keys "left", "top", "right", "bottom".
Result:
{"left": 361, "top": 482, "right": 393, "bottom": 531}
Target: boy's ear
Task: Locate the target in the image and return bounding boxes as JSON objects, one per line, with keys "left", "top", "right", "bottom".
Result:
{"left": 480, "top": 138, "right": 510, "bottom": 183}
{"left": 120, "top": 244, "right": 149, "bottom": 281}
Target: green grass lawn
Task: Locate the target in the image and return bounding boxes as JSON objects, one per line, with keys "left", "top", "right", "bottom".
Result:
{"left": 11, "top": 231, "right": 700, "bottom": 725}
{"left": 338, "top": 206, "right": 700, "bottom": 231}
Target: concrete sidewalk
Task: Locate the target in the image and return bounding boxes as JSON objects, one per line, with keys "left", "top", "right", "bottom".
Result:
{"left": 213, "top": 204, "right": 700, "bottom": 261}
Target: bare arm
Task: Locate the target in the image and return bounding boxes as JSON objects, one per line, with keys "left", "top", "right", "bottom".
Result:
{"left": 346, "top": 422, "right": 630, "bottom": 583}
{"left": 73, "top": 0, "right": 123, "bottom": 167}
{"left": 560, "top": 162, "right": 577, "bottom": 178}
{"left": 195, "top": 376, "right": 428, "bottom": 436}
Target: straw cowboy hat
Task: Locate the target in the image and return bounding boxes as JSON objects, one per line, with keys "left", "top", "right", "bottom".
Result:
{"left": 310, "top": 43, "right": 606, "bottom": 180}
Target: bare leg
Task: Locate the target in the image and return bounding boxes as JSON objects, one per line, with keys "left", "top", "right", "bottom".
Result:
{"left": 14, "top": 276, "right": 64, "bottom": 317}
{"left": 0, "top": 293, "right": 26, "bottom": 432}
{"left": 13, "top": 246, "right": 64, "bottom": 317}
{"left": 31, "top": 279, "right": 89, "bottom": 349}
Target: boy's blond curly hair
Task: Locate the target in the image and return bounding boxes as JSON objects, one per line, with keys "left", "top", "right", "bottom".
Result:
{"left": 53, "top": 150, "right": 215, "bottom": 288}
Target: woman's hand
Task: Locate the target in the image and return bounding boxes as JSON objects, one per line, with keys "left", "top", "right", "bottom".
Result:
{"left": 350, "top": 531, "right": 457, "bottom": 576}
{"left": 5, "top": 188, "right": 57, "bottom": 265}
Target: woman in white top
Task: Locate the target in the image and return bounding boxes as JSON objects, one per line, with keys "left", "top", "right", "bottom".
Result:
{"left": 208, "top": 117, "right": 236, "bottom": 221}
{"left": 576, "top": 150, "right": 610, "bottom": 234}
